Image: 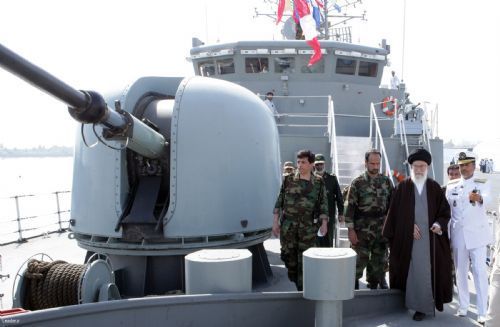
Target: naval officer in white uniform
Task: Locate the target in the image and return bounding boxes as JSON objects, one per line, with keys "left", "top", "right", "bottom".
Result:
{"left": 446, "top": 151, "right": 494, "bottom": 324}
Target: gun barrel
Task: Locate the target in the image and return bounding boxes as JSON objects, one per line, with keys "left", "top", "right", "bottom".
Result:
{"left": 0, "top": 43, "right": 166, "bottom": 159}
{"left": 0, "top": 43, "right": 88, "bottom": 109}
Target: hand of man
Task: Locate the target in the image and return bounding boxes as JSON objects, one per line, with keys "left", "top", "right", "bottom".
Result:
{"left": 469, "top": 192, "right": 482, "bottom": 203}
{"left": 319, "top": 219, "right": 328, "bottom": 236}
{"left": 430, "top": 223, "right": 442, "bottom": 235}
{"left": 413, "top": 224, "right": 422, "bottom": 240}
{"left": 348, "top": 228, "right": 358, "bottom": 245}
{"left": 272, "top": 213, "right": 280, "bottom": 237}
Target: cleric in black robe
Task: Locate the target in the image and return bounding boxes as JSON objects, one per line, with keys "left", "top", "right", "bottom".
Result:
{"left": 382, "top": 148, "right": 453, "bottom": 321}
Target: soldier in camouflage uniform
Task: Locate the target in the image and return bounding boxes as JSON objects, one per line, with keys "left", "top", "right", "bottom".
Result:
{"left": 314, "top": 154, "right": 344, "bottom": 247}
{"left": 273, "top": 150, "right": 329, "bottom": 291}
{"left": 283, "top": 161, "right": 295, "bottom": 175}
{"left": 344, "top": 149, "right": 393, "bottom": 289}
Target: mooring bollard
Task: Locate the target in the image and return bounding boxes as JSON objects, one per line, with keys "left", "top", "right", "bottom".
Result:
{"left": 303, "top": 248, "right": 357, "bottom": 327}
{"left": 185, "top": 249, "right": 252, "bottom": 294}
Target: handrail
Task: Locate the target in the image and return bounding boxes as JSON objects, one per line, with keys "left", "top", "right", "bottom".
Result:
{"left": 399, "top": 114, "right": 410, "bottom": 155}
{"left": 0, "top": 191, "right": 71, "bottom": 245}
{"left": 399, "top": 114, "right": 411, "bottom": 175}
{"left": 421, "top": 110, "right": 436, "bottom": 179}
{"left": 396, "top": 113, "right": 404, "bottom": 146}
{"left": 328, "top": 96, "right": 342, "bottom": 248}
{"left": 423, "top": 102, "right": 439, "bottom": 139}
{"left": 370, "top": 103, "right": 395, "bottom": 187}
{"left": 328, "top": 96, "right": 339, "bottom": 177}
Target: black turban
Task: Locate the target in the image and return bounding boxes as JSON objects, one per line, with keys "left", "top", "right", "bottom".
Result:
{"left": 408, "top": 148, "right": 432, "bottom": 165}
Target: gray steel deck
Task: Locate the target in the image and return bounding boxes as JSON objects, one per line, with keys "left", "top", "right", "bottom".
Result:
{"left": 0, "top": 233, "right": 486, "bottom": 326}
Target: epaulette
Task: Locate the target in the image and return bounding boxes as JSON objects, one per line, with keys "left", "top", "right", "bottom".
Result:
{"left": 474, "top": 178, "right": 487, "bottom": 183}
{"left": 447, "top": 179, "right": 460, "bottom": 185}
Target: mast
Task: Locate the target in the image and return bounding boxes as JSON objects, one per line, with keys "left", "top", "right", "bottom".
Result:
{"left": 323, "top": 0, "right": 330, "bottom": 40}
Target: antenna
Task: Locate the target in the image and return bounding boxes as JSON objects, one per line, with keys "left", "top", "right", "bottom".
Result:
{"left": 205, "top": 2, "right": 209, "bottom": 43}
{"left": 401, "top": 0, "right": 407, "bottom": 81}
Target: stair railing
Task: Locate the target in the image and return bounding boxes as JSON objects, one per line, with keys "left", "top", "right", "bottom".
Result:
{"left": 421, "top": 108, "right": 436, "bottom": 179}
{"left": 327, "top": 96, "right": 339, "bottom": 177}
{"left": 370, "top": 103, "right": 395, "bottom": 187}
{"left": 396, "top": 112, "right": 411, "bottom": 175}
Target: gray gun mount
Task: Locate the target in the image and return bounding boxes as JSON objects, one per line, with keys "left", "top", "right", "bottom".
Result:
{"left": 0, "top": 43, "right": 281, "bottom": 296}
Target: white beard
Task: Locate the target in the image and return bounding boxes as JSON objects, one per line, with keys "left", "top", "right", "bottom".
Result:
{"left": 411, "top": 169, "right": 428, "bottom": 194}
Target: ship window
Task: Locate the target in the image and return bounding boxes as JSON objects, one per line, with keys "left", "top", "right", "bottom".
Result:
{"left": 335, "top": 58, "right": 356, "bottom": 75}
{"left": 358, "top": 61, "right": 378, "bottom": 77}
{"left": 274, "top": 57, "right": 295, "bottom": 73}
{"left": 245, "top": 57, "right": 269, "bottom": 73}
{"left": 301, "top": 57, "right": 325, "bottom": 73}
{"left": 198, "top": 61, "right": 216, "bottom": 77}
{"left": 217, "top": 58, "right": 235, "bottom": 75}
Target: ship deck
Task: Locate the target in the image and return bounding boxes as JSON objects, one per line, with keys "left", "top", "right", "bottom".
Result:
{"left": 0, "top": 232, "right": 485, "bottom": 326}
{"left": 1, "top": 169, "right": 497, "bottom": 326}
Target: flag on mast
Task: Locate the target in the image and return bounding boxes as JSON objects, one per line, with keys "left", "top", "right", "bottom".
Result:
{"left": 277, "top": 0, "right": 322, "bottom": 66}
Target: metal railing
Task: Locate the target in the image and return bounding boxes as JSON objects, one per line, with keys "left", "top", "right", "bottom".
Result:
{"left": 395, "top": 113, "right": 411, "bottom": 175}
{"left": 394, "top": 101, "right": 437, "bottom": 179}
{"left": 327, "top": 96, "right": 345, "bottom": 248}
{"left": 369, "top": 103, "right": 395, "bottom": 187}
{"left": 421, "top": 110, "right": 436, "bottom": 179}
{"left": 0, "top": 191, "right": 71, "bottom": 246}
{"left": 423, "top": 102, "right": 439, "bottom": 139}
{"left": 0, "top": 254, "right": 8, "bottom": 309}
{"left": 327, "top": 96, "right": 339, "bottom": 177}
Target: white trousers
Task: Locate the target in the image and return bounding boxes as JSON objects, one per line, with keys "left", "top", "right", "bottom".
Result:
{"left": 453, "top": 245, "right": 489, "bottom": 316}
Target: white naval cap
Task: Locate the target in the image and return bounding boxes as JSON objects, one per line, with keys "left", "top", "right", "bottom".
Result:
{"left": 456, "top": 151, "right": 476, "bottom": 165}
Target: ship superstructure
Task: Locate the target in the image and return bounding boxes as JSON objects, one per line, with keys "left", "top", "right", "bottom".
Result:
{"left": 190, "top": 39, "right": 444, "bottom": 186}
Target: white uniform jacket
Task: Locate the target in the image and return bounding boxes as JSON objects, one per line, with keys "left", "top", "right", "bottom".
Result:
{"left": 446, "top": 176, "right": 494, "bottom": 250}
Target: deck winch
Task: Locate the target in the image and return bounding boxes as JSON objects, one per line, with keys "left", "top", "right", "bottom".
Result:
{"left": 13, "top": 255, "right": 119, "bottom": 310}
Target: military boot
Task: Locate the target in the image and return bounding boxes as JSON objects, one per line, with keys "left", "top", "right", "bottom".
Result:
{"left": 379, "top": 277, "right": 388, "bottom": 289}
{"left": 354, "top": 279, "right": 359, "bottom": 290}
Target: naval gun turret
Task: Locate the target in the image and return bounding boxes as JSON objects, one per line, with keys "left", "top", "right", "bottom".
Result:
{"left": 0, "top": 43, "right": 280, "bottom": 302}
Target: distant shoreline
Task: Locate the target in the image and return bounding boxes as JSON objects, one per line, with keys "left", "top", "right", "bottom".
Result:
{"left": 0, "top": 146, "right": 73, "bottom": 158}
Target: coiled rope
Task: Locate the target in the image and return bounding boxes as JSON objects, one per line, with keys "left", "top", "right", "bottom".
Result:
{"left": 23, "top": 259, "right": 86, "bottom": 310}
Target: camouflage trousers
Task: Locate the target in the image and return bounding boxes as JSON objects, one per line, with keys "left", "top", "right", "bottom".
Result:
{"left": 352, "top": 229, "right": 388, "bottom": 283}
{"left": 280, "top": 217, "right": 317, "bottom": 291}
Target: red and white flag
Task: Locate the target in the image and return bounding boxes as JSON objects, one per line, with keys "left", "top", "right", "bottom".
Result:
{"left": 277, "top": 0, "right": 322, "bottom": 66}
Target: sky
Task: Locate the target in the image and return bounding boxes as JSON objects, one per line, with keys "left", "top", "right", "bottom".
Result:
{"left": 0, "top": 0, "right": 499, "bottom": 148}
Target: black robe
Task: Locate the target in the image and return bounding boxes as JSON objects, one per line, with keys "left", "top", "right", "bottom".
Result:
{"left": 382, "top": 178, "right": 453, "bottom": 311}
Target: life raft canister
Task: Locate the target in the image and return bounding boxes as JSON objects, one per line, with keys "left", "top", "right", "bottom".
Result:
{"left": 381, "top": 96, "right": 397, "bottom": 116}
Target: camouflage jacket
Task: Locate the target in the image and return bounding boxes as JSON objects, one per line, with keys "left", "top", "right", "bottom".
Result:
{"left": 274, "top": 172, "right": 329, "bottom": 222}
{"left": 344, "top": 172, "right": 393, "bottom": 230}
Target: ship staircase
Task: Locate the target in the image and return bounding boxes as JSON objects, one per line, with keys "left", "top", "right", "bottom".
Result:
{"left": 272, "top": 95, "right": 372, "bottom": 191}
{"left": 273, "top": 96, "right": 399, "bottom": 247}
{"left": 331, "top": 103, "right": 398, "bottom": 247}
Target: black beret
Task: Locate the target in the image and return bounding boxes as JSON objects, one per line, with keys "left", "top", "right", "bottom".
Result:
{"left": 408, "top": 148, "right": 432, "bottom": 165}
